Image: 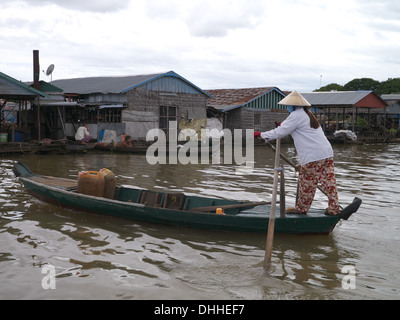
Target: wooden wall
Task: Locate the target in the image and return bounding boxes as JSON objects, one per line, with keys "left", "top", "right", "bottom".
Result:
{"left": 125, "top": 87, "right": 207, "bottom": 139}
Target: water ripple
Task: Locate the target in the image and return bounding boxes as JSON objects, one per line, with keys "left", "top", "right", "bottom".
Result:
{"left": 1, "top": 144, "right": 399, "bottom": 299}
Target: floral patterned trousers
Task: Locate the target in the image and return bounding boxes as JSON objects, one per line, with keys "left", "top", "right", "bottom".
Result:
{"left": 296, "top": 158, "right": 339, "bottom": 215}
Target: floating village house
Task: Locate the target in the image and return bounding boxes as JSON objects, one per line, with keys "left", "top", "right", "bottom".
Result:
{"left": 0, "top": 71, "right": 49, "bottom": 142}
{"left": 381, "top": 94, "right": 400, "bottom": 130}
{"left": 26, "top": 80, "right": 77, "bottom": 140}
{"left": 2, "top": 56, "right": 395, "bottom": 147}
{"left": 206, "top": 87, "right": 288, "bottom": 136}
{"left": 300, "top": 91, "right": 388, "bottom": 142}
{"left": 50, "top": 71, "right": 212, "bottom": 142}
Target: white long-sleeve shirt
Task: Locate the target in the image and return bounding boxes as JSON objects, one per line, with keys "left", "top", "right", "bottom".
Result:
{"left": 75, "top": 126, "right": 90, "bottom": 141}
{"left": 261, "top": 107, "right": 333, "bottom": 165}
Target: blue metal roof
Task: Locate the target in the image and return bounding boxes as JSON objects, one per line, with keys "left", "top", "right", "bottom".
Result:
{"left": 51, "top": 71, "right": 212, "bottom": 98}
{"left": 121, "top": 71, "right": 213, "bottom": 98}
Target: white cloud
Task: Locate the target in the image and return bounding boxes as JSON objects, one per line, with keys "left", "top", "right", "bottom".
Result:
{"left": 144, "top": 0, "right": 265, "bottom": 37}
{"left": 0, "top": 0, "right": 399, "bottom": 91}
{"left": 185, "top": 0, "right": 265, "bottom": 37}
{"left": 15, "top": 0, "right": 130, "bottom": 12}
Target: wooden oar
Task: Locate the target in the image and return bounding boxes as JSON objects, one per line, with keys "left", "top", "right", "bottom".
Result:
{"left": 191, "top": 201, "right": 271, "bottom": 212}
{"left": 264, "top": 140, "right": 343, "bottom": 209}
{"left": 263, "top": 139, "right": 281, "bottom": 270}
{"left": 264, "top": 141, "right": 299, "bottom": 169}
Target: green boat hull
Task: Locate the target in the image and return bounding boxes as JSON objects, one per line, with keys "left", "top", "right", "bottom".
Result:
{"left": 13, "top": 162, "right": 360, "bottom": 235}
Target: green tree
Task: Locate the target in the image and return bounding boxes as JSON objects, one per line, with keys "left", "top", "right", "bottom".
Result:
{"left": 376, "top": 78, "right": 400, "bottom": 95}
{"left": 343, "top": 78, "right": 380, "bottom": 91}
{"left": 314, "top": 83, "right": 344, "bottom": 92}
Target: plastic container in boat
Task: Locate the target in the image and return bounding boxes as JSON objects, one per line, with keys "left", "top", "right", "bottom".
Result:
{"left": 77, "top": 171, "right": 105, "bottom": 197}
{"left": 100, "top": 168, "right": 116, "bottom": 199}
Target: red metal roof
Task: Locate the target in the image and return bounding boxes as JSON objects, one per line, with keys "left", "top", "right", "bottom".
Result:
{"left": 301, "top": 91, "right": 387, "bottom": 108}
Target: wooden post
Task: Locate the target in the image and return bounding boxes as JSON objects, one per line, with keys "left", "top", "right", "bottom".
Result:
{"left": 11, "top": 121, "right": 15, "bottom": 142}
{"left": 57, "top": 106, "right": 67, "bottom": 140}
{"left": 18, "top": 100, "right": 22, "bottom": 130}
{"left": 279, "top": 165, "right": 286, "bottom": 218}
{"left": 263, "top": 138, "right": 280, "bottom": 270}
{"left": 35, "top": 97, "right": 41, "bottom": 141}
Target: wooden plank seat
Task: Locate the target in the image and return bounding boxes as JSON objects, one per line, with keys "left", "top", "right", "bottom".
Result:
{"left": 139, "top": 191, "right": 163, "bottom": 207}
{"left": 163, "top": 193, "right": 185, "bottom": 210}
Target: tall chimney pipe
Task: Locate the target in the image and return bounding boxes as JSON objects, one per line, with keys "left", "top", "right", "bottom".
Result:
{"left": 33, "top": 50, "right": 40, "bottom": 90}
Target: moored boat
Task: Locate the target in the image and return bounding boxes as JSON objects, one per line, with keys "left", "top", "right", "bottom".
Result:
{"left": 13, "top": 161, "right": 361, "bottom": 235}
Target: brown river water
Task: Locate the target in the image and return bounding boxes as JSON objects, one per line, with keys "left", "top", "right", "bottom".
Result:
{"left": 0, "top": 143, "right": 399, "bottom": 300}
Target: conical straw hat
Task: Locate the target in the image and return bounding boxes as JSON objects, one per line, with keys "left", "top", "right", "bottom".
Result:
{"left": 278, "top": 90, "right": 311, "bottom": 107}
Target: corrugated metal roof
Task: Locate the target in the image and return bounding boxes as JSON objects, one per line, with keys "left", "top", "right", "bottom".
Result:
{"left": 206, "top": 87, "right": 286, "bottom": 111}
{"left": 51, "top": 71, "right": 212, "bottom": 97}
{"left": 0, "top": 72, "right": 48, "bottom": 98}
{"left": 207, "top": 87, "right": 276, "bottom": 106}
{"left": 39, "top": 101, "right": 78, "bottom": 107}
{"left": 25, "top": 80, "right": 63, "bottom": 93}
{"left": 99, "top": 104, "right": 125, "bottom": 109}
{"left": 381, "top": 94, "right": 400, "bottom": 101}
{"left": 300, "top": 91, "right": 372, "bottom": 106}
{"left": 51, "top": 73, "right": 164, "bottom": 95}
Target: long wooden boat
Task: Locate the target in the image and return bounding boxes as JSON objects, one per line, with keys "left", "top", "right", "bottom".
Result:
{"left": 13, "top": 161, "right": 362, "bottom": 235}
{"left": 94, "top": 142, "right": 215, "bottom": 155}
{"left": 94, "top": 143, "right": 149, "bottom": 154}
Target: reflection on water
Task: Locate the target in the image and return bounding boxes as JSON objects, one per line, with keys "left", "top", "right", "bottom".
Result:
{"left": 0, "top": 143, "right": 399, "bottom": 299}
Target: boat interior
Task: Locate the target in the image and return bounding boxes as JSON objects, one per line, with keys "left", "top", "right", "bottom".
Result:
{"left": 28, "top": 175, "right": 251, "bottom": 215}
{"left": 115, "top": 186, "right": 245, "bottom": 214}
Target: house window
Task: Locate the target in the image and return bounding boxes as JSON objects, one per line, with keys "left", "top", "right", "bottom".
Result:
{"left": 65, "top": 107, "right": 122, "bottom": 123}
{"left": 65, "top": 107, "right": 97, "bottom": 123}
{"left": 254, "top": 112, "right": 262, "bottom": 130}
{"left": 159, "top": 106, "right": 177, "bottom": 139}
{"left": 98, "top": 108, "right": 122, "bottom": 123}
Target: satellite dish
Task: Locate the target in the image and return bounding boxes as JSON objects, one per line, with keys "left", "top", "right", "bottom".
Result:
{"left": 46, "top": 64, "right": 55, "bottom": 81}
{"left": 46, "top": 64, "right": 55, "bottom": 76}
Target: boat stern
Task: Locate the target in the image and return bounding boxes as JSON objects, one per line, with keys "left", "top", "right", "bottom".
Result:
{"left": 13, "top": 161, "right": 33, "bottom": 178}
{"left": 339, "top": 197, "right": 362, "bottom": 220}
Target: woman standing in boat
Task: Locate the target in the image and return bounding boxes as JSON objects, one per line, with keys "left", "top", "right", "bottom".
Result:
{"left": 254, "top": 91, "right": 339, "bottom": 216}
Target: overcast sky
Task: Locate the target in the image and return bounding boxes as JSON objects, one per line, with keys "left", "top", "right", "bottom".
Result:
{"left": 1, "top": 0, "right": 399, "bottom": 92}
